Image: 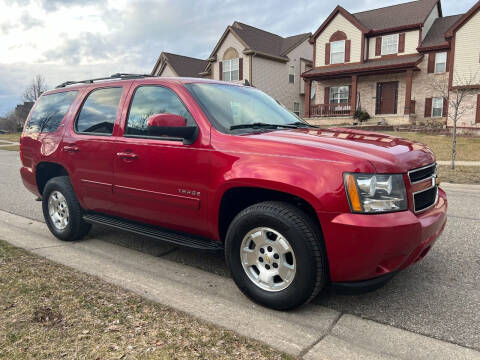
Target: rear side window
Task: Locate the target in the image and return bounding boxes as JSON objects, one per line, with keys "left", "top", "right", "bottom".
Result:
{"left": 25, "top": 91, "right": 77, "bottom": 133}
{"left": 126, "top": 86, "right": 195, "bottom": 137}
{"left": 75, "top": 87, "right": 123, "bottom": 135}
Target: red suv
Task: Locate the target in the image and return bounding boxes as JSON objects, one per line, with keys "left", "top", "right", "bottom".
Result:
{"left": 20, "top": 74, "right": 447, "bottom": 310}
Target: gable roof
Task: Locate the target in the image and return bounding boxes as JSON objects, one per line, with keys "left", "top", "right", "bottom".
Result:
{"left": 312, "top": 0, "right": 441, "bottom": 40}
{"left": 420, "top": 14, "right": 463, "bottom": 49}
{"left": 353, "top": 0, "right": 439, "bottom": 32}
{"left": 152, "top": 52, "right": 208, "bottom": 77}
{"left": 206, "top": 21, "right": 311, "bottom": 66}
{"left": 445, "top": 0, "right": 480, "bottom": 38}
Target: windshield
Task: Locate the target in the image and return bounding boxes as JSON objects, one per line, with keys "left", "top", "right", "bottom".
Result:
{"left": 185, "top": 83, "right": 308, "bottom": 133}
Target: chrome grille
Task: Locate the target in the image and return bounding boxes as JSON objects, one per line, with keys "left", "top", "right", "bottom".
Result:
{"left": 408, "top": 163, "right": 437, "bottom": 184}
{"left": 413, "top": 186, "right": 438, "bottom": 213}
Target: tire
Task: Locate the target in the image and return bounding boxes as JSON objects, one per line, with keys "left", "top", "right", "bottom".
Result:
{"left": 42, "top": 176, "right": 91, "bottom": 241}
{"left": 225, "top": 201, "right": 327, "bottom": 310}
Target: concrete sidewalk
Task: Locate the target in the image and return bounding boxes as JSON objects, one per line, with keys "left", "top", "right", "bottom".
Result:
{"left": 1, "top": 210, "right": 479, "bottom": 359}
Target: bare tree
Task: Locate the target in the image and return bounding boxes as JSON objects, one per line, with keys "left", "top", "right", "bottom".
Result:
{"left": 23, "top": 74, "right": 48, "bottom": 102}
{"left": 429, "top": 71, "right": 478, "bottom": 169}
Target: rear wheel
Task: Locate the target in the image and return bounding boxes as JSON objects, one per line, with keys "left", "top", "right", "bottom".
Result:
{"left": 225, "top": 201, "right": 327, "bottom": 310}
{"left": 42, "top": 176, "right": 91, "bottom": 241}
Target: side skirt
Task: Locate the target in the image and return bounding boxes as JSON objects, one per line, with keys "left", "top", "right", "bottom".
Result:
{"left": 83, "top": 212, "right": 224, "bottom": 252}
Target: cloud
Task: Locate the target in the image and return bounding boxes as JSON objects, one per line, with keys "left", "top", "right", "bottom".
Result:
{"left": 20, "top": 12, "right": 43, "bottom": 30}
{"left": 0, "top": 0, "right": 476, "bottom": 115}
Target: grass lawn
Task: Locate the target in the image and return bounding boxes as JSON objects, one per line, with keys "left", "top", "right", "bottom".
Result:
{"left": 438, "top": 166, "right": 480, "bottom": 185}
{"left": 0, "top": 133, "right": 21, "bottom": 143}
{"left": 381, "top": 131, "right": 480, "bottom": 162}
{"left": 0, "top": 240, "right": 290, "bottom": 360}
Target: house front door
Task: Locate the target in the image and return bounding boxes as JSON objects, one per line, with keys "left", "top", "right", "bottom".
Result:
{"left": 376, "top": 81, "right": 398, "bottom": 115}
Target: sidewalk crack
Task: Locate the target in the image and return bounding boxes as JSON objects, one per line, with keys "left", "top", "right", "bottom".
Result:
{"left": 299, "top": 312, "right": 343, "bottom": 358}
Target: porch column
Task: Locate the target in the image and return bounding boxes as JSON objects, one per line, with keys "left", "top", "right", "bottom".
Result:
{"left": 404, "top": 69, "right": 413, "bottom": 115}
{"left": 350, "top": 75, "right": 358, "bottom": 116}
{"left": 305, "top": 79, "right": 311, "bottom": 118}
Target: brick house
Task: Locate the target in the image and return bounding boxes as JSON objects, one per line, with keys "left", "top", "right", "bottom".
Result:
{"left": 302, "top": 0, "right": 480, "bottom": 131}
{"left": 152, "top": 22, "right": 312, "bottom": 117}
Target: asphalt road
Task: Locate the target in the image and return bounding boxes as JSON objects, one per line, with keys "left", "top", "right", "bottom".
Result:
{"left": 1, "top": 150, "right": 479, "bottom": 351}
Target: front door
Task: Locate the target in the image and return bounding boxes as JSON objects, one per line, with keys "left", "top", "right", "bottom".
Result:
{"left": 376, "top": 81, "right": 398, "bottom": 115}
{"left": 112, "top": 84, "right": 211, "bottom": 237}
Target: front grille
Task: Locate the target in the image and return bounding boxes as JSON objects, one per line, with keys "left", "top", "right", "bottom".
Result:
{"left": 408, "top": 163, "right": 437, "bottom": 183}
{"left": 413, "top": 186, "right": 438, "bottom": 213}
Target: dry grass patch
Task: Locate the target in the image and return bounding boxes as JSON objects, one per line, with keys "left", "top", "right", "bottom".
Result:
{"left": 0, "top": 240, "right": 292, "bottom": 360}
{"left": 381, "top": 131, "right": 480, "bottom": 162}
{"left": 0, "top": 145, "right": 20, "bottom": 151}
{"left": 0, "top": 133, "right": 21, "bottom": 142}
{"left": 438, "top": 166, "right": 480, "bottom": 185}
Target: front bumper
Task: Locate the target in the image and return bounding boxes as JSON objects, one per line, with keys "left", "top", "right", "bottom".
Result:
{"left": 318, "top": 188, "right": 447, "bottom": 283}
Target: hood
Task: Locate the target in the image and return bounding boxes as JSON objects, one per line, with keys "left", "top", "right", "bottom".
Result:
{"left": 245, "top": 128, "right": 435, "bottom": 173}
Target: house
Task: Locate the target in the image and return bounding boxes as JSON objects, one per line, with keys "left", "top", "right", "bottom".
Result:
{"left": 151, "top": 52, "right": 209, "bottom": 78}
{"left": 302, "top": 0, "right": 480, "bottom": 132}
{"left": 152, "top": 22, "right": 313, "bottom": 117}
{"left": 202, "top": 22, "right": 312, "bottom": 116}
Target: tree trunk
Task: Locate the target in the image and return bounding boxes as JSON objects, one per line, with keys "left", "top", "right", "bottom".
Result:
{"left": 451, "top": 110, "right": 457, "bottom": 170}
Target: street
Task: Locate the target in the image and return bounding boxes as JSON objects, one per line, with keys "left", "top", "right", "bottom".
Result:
{"left": 1, "top": 150, "right": 479, "bottom": 352}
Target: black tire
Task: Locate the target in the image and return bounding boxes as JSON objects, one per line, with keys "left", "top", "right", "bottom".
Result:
{"left": 225, "top": 201, "right": 327, "bottom": 310}
{"left": 42, "top": 176, "right": 91, "bottom": 241}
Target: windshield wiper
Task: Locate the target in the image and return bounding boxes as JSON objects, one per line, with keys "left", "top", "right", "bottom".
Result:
{"left": 230, "top": 122, "right": 298, "bottom": 130}
{"left": 287, "top": 121, "right": 319, "bottom": 128}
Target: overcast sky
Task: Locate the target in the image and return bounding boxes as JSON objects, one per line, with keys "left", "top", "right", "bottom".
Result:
{"left": 0, "top": 0, "right": 475, "bottom": 115}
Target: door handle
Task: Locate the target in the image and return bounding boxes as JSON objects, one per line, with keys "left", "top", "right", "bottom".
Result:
{"left": 64, "top": 145, "right": 79, "bottom": 153}
{"left": 116, "top": 152, "right": 138, "bottom": 160}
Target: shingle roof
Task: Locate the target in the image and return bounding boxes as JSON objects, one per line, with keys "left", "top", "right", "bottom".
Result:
{"left": 421, "top": 14, "right": 463, "bottom": 48}
{"left": 303, "top": 54, "right": 423, "bottom": 77}
{"left": 163, "top": 53, "right": 208, "bottom": 77}
{"left": 353, "top": 0, "right": 438, "bottom": 31}
{"left": 230, "top": 22, "right": 310, "bottom": 60}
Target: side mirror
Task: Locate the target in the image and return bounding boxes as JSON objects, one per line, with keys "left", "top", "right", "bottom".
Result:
{"left": 147, "top": 113, "right": 197, "bottom": 143}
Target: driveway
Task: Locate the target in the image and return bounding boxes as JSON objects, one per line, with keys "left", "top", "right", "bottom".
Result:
{"left": 1, "top": 150, "right": 479, "bottom": 353}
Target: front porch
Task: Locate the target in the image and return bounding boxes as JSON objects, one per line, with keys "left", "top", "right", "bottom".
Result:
{"left": 302, "top": 55, "right": 423, "bottom": 124}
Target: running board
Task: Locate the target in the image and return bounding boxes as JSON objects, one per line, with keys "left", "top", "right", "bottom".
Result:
{"left": 83, "top": 213, "right": 223, "bottom": 252}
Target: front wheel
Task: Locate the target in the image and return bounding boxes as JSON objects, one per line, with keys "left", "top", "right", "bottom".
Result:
{"left": 225, "top": 201, "right": 327, "bottom": 310}
{"left": 42, "top": 176, "right": 91, "bottom": 241}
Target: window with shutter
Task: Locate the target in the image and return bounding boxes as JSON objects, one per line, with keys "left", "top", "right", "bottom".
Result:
{"left": 476, "top": 94, "right": 480, "bottom": 123}
{"left": 398, "top": 33, "right": 405, "bottom": 53}
{"left": 432, "top": 97, "right": 444, "bottom": 117}
{"left": 375, "top": 37, "right": 382, "bottom": 56}
{"left": 325, "top": 43, "right": 331, "bottom": 65}
{"left": 427, "top": 53, "right": 436, "bottom": 73}
{"left": 425, "top": 98, "right": 432, "bottom": 117}
{"left": 345, "top": 40, "right": 351, "bottom": 62}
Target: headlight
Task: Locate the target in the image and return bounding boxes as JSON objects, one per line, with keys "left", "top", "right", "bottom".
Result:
{"left": 344, "top": 173, "right": 407, "bottom": 213}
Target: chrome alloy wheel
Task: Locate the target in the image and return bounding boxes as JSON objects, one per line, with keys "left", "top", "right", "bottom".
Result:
{"left": 48, "top": 191, "right": 70, "bottom": 230}
{"left": 240, "top": 227, "right": 296, "bottom": 292}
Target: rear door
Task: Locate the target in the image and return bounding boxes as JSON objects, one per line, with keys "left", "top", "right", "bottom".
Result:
{"left": 61, "top": 84, "right": 131, "bottom": 212}
{"left": 111, "top": 83, "right": 211, "bottom": 237}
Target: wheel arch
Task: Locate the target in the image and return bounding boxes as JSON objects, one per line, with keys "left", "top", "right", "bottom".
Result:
{"left": 216, "top": 183, "right": 323, "bottom": 243}
{"left": 36, "top": 161, "right": 70, "bottom": 196}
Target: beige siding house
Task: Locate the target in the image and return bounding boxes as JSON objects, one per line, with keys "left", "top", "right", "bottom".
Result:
{"left": 303, "top": 0, "right": 480, "bottom": 132}
{"left": 152, "top": 22, "right": 312, "bottom": 117}
{"left": 202, "top": 22, "right": 312, "bottom": 117}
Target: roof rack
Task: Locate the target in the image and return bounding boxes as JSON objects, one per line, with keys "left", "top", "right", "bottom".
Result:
{"left": 55, "top": 73, "right": 154, "bottom": 88}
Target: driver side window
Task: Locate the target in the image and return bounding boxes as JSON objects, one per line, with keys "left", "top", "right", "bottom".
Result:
{"left": 126, "top": 86, "right": 195, "bottom": 137}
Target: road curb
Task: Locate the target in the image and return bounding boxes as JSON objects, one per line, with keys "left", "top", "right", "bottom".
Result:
{"left": 1, "top": 210, "right": 479, "bottom": 359}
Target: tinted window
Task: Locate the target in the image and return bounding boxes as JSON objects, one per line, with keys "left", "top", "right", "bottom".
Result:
{"left": 126, "top": 86, "right": 195, "bottom": 136}
{"left": 186, "top": 83, "right": 303, "bottom": 133}
{"left": 76, "top": 87, "right": 123, "bottom": 134}
{"left": 26, "top": 91, "right": 77, "bottom": 133}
